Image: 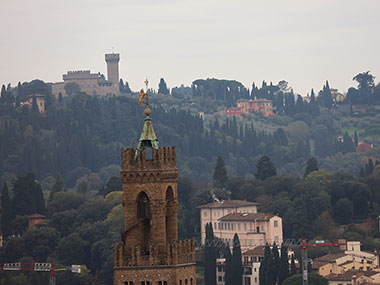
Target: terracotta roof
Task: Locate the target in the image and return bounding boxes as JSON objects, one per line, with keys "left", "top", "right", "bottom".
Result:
{"left": 197, "top": 200, "right": 259, "bottom": 209}
{"left": 326, "top": 271, "right": 378, "bottom": 281}
{"left": 243, "top": 246, "right": 265, "bottom": 257}
{"left": 28, "top": 214, "right": 46, "bottom": 219}
{"left": 219, "top": 212, "right": 274, "bottom": 221}
{"left": 311, "top": 260, "right": 330, "bottom": 269}
{"left": 314, "top": 253, "right": 347, "bottom": 263}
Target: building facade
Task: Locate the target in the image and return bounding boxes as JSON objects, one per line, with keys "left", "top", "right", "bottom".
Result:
{"left": 226, "top": 98, "right": 274, "bottom": 118}
{"left": 52, "top": 53, "right": 120, "bottom": 96}
{"left": 198, "top": 200, "right": 283, "bottom": 250}
{"left": 113, "top": 101, "right": 196, "bottom": 285}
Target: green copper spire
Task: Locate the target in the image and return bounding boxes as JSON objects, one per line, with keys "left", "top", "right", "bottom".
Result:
{"left": 134, "top": 79, "right": 159, "bottom": 159}
{"left": 136, "top": 116, "right": 159, "bottom": 151}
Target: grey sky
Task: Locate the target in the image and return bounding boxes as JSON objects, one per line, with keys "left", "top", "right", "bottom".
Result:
{"left": 1, "top": 0, "right": 379, "bottom": 95}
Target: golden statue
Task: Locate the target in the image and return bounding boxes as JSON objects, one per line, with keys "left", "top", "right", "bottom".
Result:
{"left": 138, "top": 79, "right": 151, "bottom": 116}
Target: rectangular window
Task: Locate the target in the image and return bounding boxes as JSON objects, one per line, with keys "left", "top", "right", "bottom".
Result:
{"left": 203, "top": 211, "right": 207, "bottom": 217}
{"left": 250, "top": 223, "right": 253, "bottom": 231}
{"left": 231, "top": 223, "right": 234, "bottom": 231}
{"left": 274, "top": 220, "right": 278, "bottom": 227}
{"left": 238, "top": 223, "right": 241, "bottom": 231}
{"left": 255, "top": 277, "right": 257, "bottom": 283}
{"left": 249, "top": 239, "right": 252, "bottom": 246}
{"left": 244, "top": 223, "right": 247, "bottom": 231}
{"left": 228, "top": 223, "right": 230, "bottom": 231}
{"left": 244, "top": 256, "right": 248, "bottom": 263}
{"left": 218, "top": 276, "right": 222, "bottom": 282}
{"left": 214, "top": 223, "right": 217, "bottom": 230}
{"left": 274, "top": 236, "right": 279, "bottom": 243}
{"left": 261, "top": 225, "right": 264, "bottom": 232}
{"left": 244, "top": 277, "right": 251, "bottom": 285}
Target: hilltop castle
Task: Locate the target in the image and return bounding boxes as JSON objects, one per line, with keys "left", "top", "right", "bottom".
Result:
{"left": 52, "top": 53, "right": 120, "bottom": 96}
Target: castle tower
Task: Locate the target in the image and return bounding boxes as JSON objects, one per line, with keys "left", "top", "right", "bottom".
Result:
{"left": 105, "top": 53, "right": 120, "bottom": 89}
{"left": 114, "top": 85, "right": 196, "bottom": 285}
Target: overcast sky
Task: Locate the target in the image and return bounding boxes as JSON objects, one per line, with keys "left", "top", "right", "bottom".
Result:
{"left": 1, "top": 0, "right": 379, "bottom": 95}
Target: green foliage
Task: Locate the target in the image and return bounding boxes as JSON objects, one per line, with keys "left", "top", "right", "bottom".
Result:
{"left": 158, "top": 78, "right": 170, "bottom": 95}
{"left": 283, "top": 273, "right": 328, "bottom": 285}
{"left": 204, "top": 223, "right": 216, "bottom": 285}
{"left": 231, "top": 234, "right": 243, "bottom": 285}
{"left": 12, "top": 173, "right": 46, "bottom": 218}
{"left": 278, "top": 245, "right": 289, "bottom": 285}
{"left": 1, "top": 183, "right": 12, "bottom": 237}
{"left": 255, "top": 155, "right": 277, "bottom": 180}
{"left": 213, "top": 156, "right": 228, "bottom": 188}
{"left": 304, "top": 157, "right": 318, "bottom": 178}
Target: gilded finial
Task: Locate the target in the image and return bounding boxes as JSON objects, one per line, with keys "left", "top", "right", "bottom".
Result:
{"left": 138, "top": 78, "right": 151, "bottom": 116}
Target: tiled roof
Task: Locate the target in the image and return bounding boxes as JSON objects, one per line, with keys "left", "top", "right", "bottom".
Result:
{"left": 28, "top": 213, "right": 46, "bottom": 219}
{"left": 326, "top": 271, "right": 378, "bottom": 281}
{"left": 219, "top": 212, "right": 274, "bottom": 221}
{"left": 314, "top": 253, "right": 347, "bottom": 262}
{"left": 242, "top": 246, "right": 265, "bottom": 257}
{"left": 311, "top": 260, "right": 330, "bottom": 269}
{"left": 197, "top": 200, "right": 259, "bottom": 209}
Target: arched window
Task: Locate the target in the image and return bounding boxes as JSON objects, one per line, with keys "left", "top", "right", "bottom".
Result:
{"left": 166, "top": 186, "right": 176, "bottom": 243}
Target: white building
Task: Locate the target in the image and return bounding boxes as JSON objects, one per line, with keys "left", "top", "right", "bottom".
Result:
{"left": 198, "top": 200, "right": 283, "bottom": 251}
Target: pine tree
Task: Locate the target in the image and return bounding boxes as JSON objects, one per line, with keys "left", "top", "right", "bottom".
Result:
{"left": 304, "top": 157, "right": 319, "bottom": 178}
{"left": 278, "top": 245, "right": 289, "bottom": 285}
{"left": 231, "top": 234, "right": 243, "bottom": 285}
{"left": 1, "top": 183, "right": 12, "bottom": 238}
{"left": 255, "top": 155, "right": 277, "bottom": 180}
{"left": 290, "top": 255, "right": 297, "bottom": 275}
{"left": 204, "top": 223, "right": 216, "bottom": 285}
{"left": 213, "top": 156, "right": 228, "bottom": 188}
{"left": 158, "top": 78, "right": 169, "bottom": 95}
{"left": 272, "top": 243, "right": 280, "bottom": 285}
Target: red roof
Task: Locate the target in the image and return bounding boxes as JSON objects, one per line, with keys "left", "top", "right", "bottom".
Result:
{"left": 28, "top": 214, "right": 46, "bottom": 219}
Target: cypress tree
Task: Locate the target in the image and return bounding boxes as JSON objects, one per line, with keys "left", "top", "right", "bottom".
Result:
{"left": 158, "top": 78, "right": 169, "bottom": 95}
{"left": 58, "top": 92, "right": 63, "bottom": 103}
{"left": 290, "top": 255, "right": 297, "bottom": 276}
{"left": 278, "top": 245, "right": 289, "bottom": 285}
{"left": 124, "top": 81, "right": 132, "bottom": 93}
{"left": 231, "top": 233, "right": 243, "bottom": 285}
{"left": 354, "top": 131, "right": 359, "bottom": 147}
{"left": 119, "top": 79, "right": 125, "bottom": 93}
{"left": 368, "top": 159, "right": 374, "bottom": 176}
{"left": 213, "top": 156, "right": 228, "bottom": 188}
{"left": 1, "top": 183, "right": 12, "bottom": 238}
{"left": 304, "top": 157, "right": 319, "bottom": 178}
{"left": 225, "top": 244, "right": 232, "bottom": 285}
{"left": 204, "top": 223, "right": 216, "bottom": 285}
{"left": 260, "top": 243, "right": 274, "bottom": 285}
{"left": 31, "top": 95, "right": 39, "bottom": 112}
{"left": 272, "top": 243, "right": 280, "bottom": 285}
{"left": 49, "top": 174, "right": 64, "bottom": 201}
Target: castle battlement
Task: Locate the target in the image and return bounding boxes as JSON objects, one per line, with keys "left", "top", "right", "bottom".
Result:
{"left": 105, "top": 53, "right": 120, "bottom": 62}
{"left": 121, "top": 147, "right": 177, "bottom": 172}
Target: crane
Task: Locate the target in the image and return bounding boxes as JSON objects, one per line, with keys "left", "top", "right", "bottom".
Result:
{"left": 301, "top": 239, "right": 347, "bottom": 285}
{"left": 0, "top": 262, "right": 81, "bottom": 285}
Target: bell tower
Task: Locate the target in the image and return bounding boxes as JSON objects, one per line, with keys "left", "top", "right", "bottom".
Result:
{"left": 114, "top": 82, "right": 196, "bottom": 285}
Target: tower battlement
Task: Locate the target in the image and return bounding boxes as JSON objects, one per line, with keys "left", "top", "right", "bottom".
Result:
{"left": 121, "top": 146, "right": 177, "bottom": 173}
{"left": 105, "top": 53, "right": 120, "bottom": 62}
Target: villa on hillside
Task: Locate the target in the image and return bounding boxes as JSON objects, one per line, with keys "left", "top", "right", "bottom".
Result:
{"left": 198, "top": 199, "right": 283, "bottom": 250}
{"left": 226, "top": 97, "right": 274, "bottom": 118}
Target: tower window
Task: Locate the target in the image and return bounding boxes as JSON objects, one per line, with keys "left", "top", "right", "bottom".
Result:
{"left": 146, "top": 148, "right": 153, "bottom": 160}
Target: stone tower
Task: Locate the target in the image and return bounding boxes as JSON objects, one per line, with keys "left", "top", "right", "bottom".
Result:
{"left": 105, "top": 53, "right": 120, "bottom": 88}
{"left": 114, "top": 95, "right": 196, "bottom": 285}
